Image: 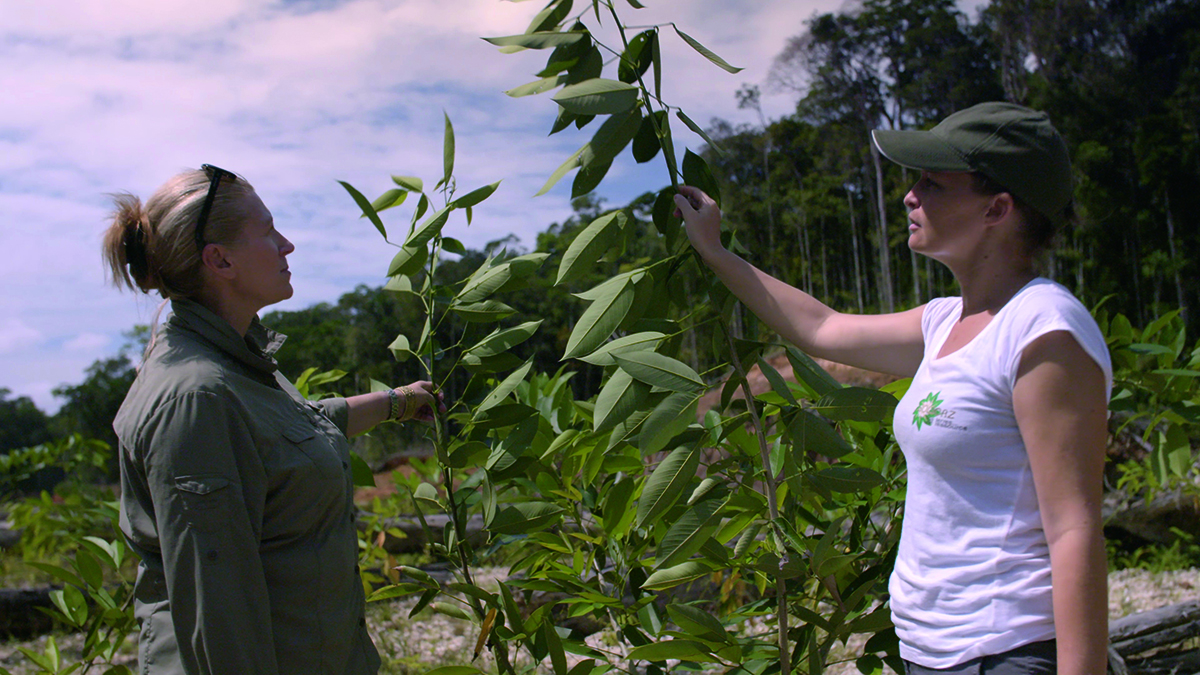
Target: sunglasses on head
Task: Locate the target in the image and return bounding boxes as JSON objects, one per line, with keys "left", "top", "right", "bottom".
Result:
{"left": 194, "top": 164, "right": 237, "bottom": 252}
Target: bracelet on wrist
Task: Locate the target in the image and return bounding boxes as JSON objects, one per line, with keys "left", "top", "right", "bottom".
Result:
{"left": 387, "top": 388, "right": 403, "bottom": 420}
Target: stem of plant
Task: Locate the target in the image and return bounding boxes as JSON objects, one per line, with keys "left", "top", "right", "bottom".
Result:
{"left": 720, "top": 318, "right": 791, "bottom": 675}
{"left": 605, "top": 1, "right": 678, "bottom": 190}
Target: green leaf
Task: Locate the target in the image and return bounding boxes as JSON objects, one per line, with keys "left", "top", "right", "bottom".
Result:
{"left": 391, "top": 175, "right": 424, "bottom": 192}
{"left": 451, "top": 181, "right": 501, "bottom": 209}
{"left": 414, "top": 482, "right": 440, "bottom": 509}
{"left": 593, "top": 369, "right": 649, "bottom": 433}
{"left": 442, "top": 112, "right": 455, "bottom": 188}
{"left": 809, "top": 466, "right": 885, "bottom": 493}
{"left": 757, "top": 356, "right": 798, "bottom": 407}
{"left": 477, "top": 360, "right": 534, "bottom": 413}
{"left": 676, "top": 110, "right": 724, "bottom": 155}
{"left": 484, "top": 32, "right": 587, "bottom": 49}
{"left": 812, "top": 387, "right": 898, "bottom": 421}
{"left": 422, "top": 666, "right": 484, "bottom": 675}
{"left": 367, "top": 585, "right": 422, "bottom": 603}
{"left": 339, "top": 181, "right": 387, "bottom": 239}
{"left": 633, "top": 111, "right": 666, "bottom": 163}
{"left": 462, "top": 352, "right": 526, "bottom": 374}
{"left": 370, "top": 188, "right": 408, "bottom": 213}
{"left": 614, "top": 351, "right": 705, "bottom": 393}
{"left": 470, "top": 404, "right": 537, "bottom": 431}
{"left": 490, "top": 502, "right": 565, "bottom": 535}
{"left": 627, "top": 640, "right": 718, "bottom": 663}
{"left": 406, "top": 206, "right": 451, "bottom": 251}
{"left": 452, "top": 300, "right": 517, "bottom": 323}
{"left": 458, "top": 258, "right": 512, "bottom": 303}
{"left": 387, "top": 243, "right": 427, "bottom": 277}
{"left": 544, "top": 621, "right": 569, "bottom": 675}
{"left": 563, "top": 273, "right": 640, "bottom": 359}
{"left": 388, "top": 334, "right": 416, "bottom": 362}
{"left": 786, "top": 409, "right": 851, "bottom": 458}
{"left": 552, "top": 78, "right": 639, "bottom": 115}
{"left": 572, "top": 159, "right": 611, "bottom": 198}
{"left": 636, "top": 444, "right": 701, "bottom": 528}
{"left": 25, "top": 562, "right": 83, "bottom": 590}
{"left": 734, "top": 521, "right": 764, "bottom": 558}
{"left": 786, "top": 346, "right": 841, "bottom": 397}
{"left": 442, "top": 237, "right": 467, "bottom": 255}
{"left": 526, "top": 0, "right": 573, "bottom": 33}
{"left": 673, "top": 26, "right": 743, "bottom": 73}
{"left": 556, "top": 210, "right": 624, "bottom": 285}
{"left": 578, "top": 331, "right": 665, "bottom": 367}
{"left": 656, "top": 498, "right": 720, "bottom": 568}
{"left": 466, "top": 320, "right": 543, "bottom": 358}
{"left": 74, "top": 547, "right": 103, "bottom": 592}
{"left": 536, "top": 145, "right": 586, "bottom": 196}
{"left": 349, "top": 453, "right": 375, "bottom": 487}
{"left": 506, "top": 75, "right": 564, "bottom": 98}
{"left": 642, "top": 561, "right": 714, "bottom": 590}
{"left": 652, "top": 186, "right": 681, "bottom": 248}
{"left": 601, "top": 476, "right": 637, "bottom": 537}
{"left": 565, "top": 45, "right": 604, "bottom": 85}
{"left": 618, "top": 29, "right": 656, "bottom": 83}
{"left": 681, "top": 149, "right": 721, "bottom": 207}
{"left": 667, "top": 604, "right": 730, "bottom": 643}
{"left": 639, "top": 390, "right": 700, "bottom": 455}
{"left": 688, "top": 477, "right": 722, "bottom": 506}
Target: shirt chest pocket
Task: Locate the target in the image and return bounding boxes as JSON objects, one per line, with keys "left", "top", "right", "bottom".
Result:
{"left": 281, "top": 422, "right": 345, "bottom": 481}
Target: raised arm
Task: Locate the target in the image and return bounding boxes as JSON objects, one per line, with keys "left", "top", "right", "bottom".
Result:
{"left": 344, "top": 380, "right": 442, "bottom": 437}
{"left": 674, "top": 186, "right": 926, "bottom": 377}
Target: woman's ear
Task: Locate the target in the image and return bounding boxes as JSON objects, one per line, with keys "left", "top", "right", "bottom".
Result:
{"left": 984, "top": 191, "right": 1015, "bottom": 224}
{"left": 201, "top": 244, "right": 236, "bottom": 278}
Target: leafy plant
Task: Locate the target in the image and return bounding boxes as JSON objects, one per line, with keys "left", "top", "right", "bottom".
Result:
{"left": 1, "top": 436, "right": 137, "bottom": 675}
{"left": 1099, "top": 304, "right": 1200, "bottom": 496}
{"left": 339, "top": 3, "right": 910, "bottom": 674}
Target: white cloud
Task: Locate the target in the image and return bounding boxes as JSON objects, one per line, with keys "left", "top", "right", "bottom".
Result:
{"left": 64, "top": 332, "right": 113, "bottom": 353}
{"left": 0, "top": 0, "right": 832, "bottom": 412}
{"left": 0, "top": 319, "right": 42, "bottom": 354}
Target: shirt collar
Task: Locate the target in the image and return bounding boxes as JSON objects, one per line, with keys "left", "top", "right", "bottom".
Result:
{"left": 166, "top": 297, "right": 287, "bottom": 374}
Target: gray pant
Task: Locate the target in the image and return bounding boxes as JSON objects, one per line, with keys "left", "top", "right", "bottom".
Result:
{"left": 904, "top": 640, "right": 1056, "bottom": 675}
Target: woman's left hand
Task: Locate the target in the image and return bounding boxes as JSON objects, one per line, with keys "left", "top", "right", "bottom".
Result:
{"left": 394, "top": 380, "right": 445, "bottom": 423}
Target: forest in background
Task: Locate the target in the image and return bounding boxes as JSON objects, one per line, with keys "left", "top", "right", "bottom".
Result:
{"left": 3, "top": 0, "right": 1198, "bottom": 460}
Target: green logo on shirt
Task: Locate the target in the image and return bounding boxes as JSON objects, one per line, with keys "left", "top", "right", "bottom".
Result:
{"left": 912, "top": 391, "right": 943, "bottom": 430}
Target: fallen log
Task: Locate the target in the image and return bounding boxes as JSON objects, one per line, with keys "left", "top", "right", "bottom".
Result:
{"left": 1109, "top": 600, "right": 1200, "bottom": 675}
{"left": 0, "top": 587, "right": 55, "bottom": 639}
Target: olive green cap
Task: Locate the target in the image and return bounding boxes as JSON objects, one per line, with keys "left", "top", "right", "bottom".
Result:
{"left": 872, "top": 102, "right": 1073, "bottom": 225}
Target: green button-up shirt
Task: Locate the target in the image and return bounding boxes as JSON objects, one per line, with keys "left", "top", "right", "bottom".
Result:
{"left": 115, "top": 298, "right": 380, "bottom": 675}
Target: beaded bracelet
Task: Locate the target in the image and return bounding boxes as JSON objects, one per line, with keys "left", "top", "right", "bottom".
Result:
{"left": 400, "top": 385, "right": 419, "bottom": 419}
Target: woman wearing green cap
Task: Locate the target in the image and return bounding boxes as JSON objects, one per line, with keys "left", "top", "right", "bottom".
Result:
{"left": 102, "top": 165, "right": 443, "bottom": 674}
{"left": 675, "top": 102, "right": 1110, "bottom": 674}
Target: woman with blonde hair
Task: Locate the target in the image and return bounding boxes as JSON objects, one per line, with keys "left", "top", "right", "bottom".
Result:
{"left": 676, "top": 103, "right": 1111, "bottom": 674}
{"left": 104, "top": 165, "right": 439, "bottom": 674}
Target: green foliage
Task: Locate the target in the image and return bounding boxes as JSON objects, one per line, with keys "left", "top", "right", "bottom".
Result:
{"left": 1, "top": 435, "right": 137, "bottom": 674}
{"left": 1100, "top": 304, "right": 1200, "bottom": 494}
{"left": 0, "top": 387, "right": 53, "bottom": 453}
{"left": 342, "top": 3, "right": 908, "bottom": 674}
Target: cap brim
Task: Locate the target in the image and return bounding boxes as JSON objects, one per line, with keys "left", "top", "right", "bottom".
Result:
{"left": 872, "top": 129, "right": 972, "bottom": 172}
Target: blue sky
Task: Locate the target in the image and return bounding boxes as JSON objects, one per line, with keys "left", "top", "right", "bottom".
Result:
{"left": 1, "top": 0, "right": 848, "bottom": 412}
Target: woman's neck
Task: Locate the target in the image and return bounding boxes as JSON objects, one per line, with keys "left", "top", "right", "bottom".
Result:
{"left": 194, "top": 290, "right": 255, "bottom": 336}
{"left": 955, "top": 264, "right": 1037, "bottom": 317}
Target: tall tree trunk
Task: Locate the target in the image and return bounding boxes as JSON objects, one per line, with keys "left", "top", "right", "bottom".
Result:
{"left": 849, "top": 190, "right": 865, "bottom": 313}
{"left": 1166, "top": 190, "right": 1186, "bottom": 321}
{"left": 871, "top": 141, "right": 895, "bottom": 312}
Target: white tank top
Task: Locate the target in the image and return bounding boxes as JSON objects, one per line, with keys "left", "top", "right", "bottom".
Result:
{"left": 890, "top": 278, "right": 1112, "bottom": 667}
